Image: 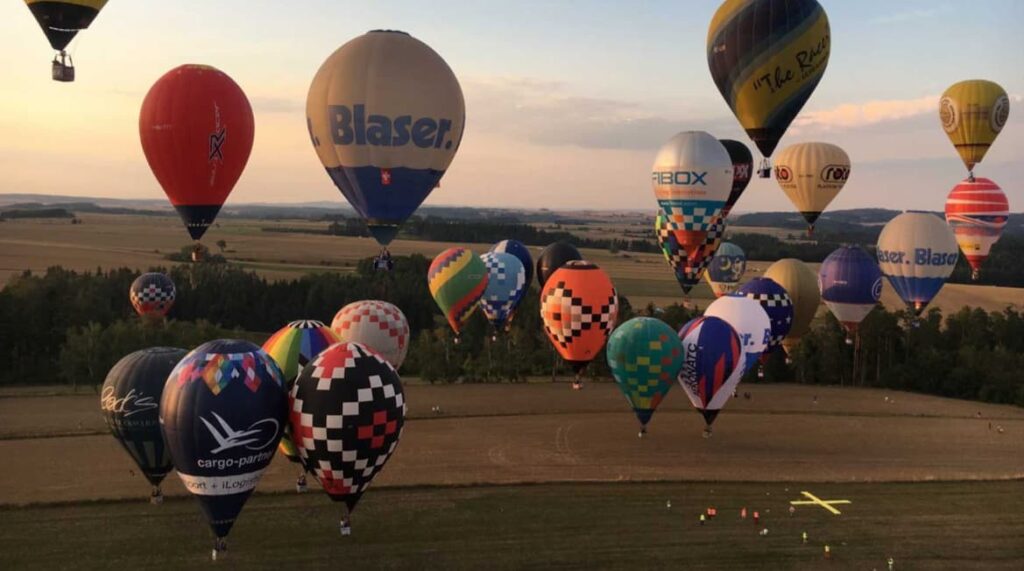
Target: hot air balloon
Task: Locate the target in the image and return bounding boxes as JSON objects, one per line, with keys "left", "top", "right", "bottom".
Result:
{"left": 735, "top": 278, "right": 794, "bottom": 357}
{"left": 24, "top": 0, "right": 108, "bottom": 81}
{"left": 480, "top": 252, "right": 528, "bottom": 336}
{"left": 652, "top": 131, "right": 733, "bottom": 295}
{"left": 656, "top": 211, "right": 726, "bottom": 295}
{"left": 774, "top": 142, "right": 851, "bottom": 233}
{"left": 140, "top": 65, "right": 255, "bottom": 252}
{"left": 877, "top": 212, "right": 959, "bottom": 317}
{"left": 262, "top": 320, "right": 340, "bottom": 491}
{"left": 536, "top": 241, "right": 581, "bottom": 289}
{"left": 160, "top": 340, "right": 287, "bottom": 560}
{"left": 719, "top": 139, "right": 753, "bottom": 216}
{"left": 101, "top": 347, "right": 186, "bottom": 503}
{"left": 491, "top": 239, "right": 534, "bottom": 289}
{"left": 290, "top": 342, "right": 405, "bottom": 536}
{"left": 306, "top": 30, "right": 465, "bottom": 262}
{"left": 331, "top": 301, "right": 410, "bottom": 370}
{"left": 540, "top": 260, "right": 619, "bottom": 387}
{"left": 703, "top": 294, "right": 771, "bottom": 377}
{"left": 944, "top": 177, "right": 1009, "bottom": 280}
{"left": 818, "top": 247, "right": 883, "bottom": 343}
{"left": 705, "top": 242, "right": 747, "bottom": 297}
{"left": 677, "top": 316, "right": 742, "bottom": 435}
{"left": 129, "top": 272, "right": 176, "bottom": 319}
{"left": 764, "top": 259, "right": 820, "bottom": 357}
{"left": 939, "top": 80, "right": 1010, "bottom": 178}
{"left": 606, "top": 317, "right": 684, "bottom": 436}
{"left": 707, "top": 0, "right": 831, "bottom": 174}
{"left": 428, "top": 248, "right": 488, "bottom": 340}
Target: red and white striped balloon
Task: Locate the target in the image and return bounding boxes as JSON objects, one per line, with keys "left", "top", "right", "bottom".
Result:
{"left": 944, "top": 177, "right": 1009, "bottom": 280}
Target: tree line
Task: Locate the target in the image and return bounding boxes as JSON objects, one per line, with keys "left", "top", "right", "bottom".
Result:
{"left": 1, "top": 258, "right": 1021, "bottom": 407}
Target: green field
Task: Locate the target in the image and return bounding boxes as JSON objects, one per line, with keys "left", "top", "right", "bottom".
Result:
{"left": 2, "top": 481, "right": 1022, "bottom": 570}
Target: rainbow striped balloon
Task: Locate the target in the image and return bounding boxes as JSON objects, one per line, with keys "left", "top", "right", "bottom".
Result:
{"left": 945, "top": 177, "right": 1009, "bottom": 280}
{"left": 428, "top": 248, "right": 489, "bottom": 335}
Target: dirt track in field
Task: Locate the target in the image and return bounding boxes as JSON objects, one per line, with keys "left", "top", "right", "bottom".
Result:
{"left": 1, "top": 383, "right": 1022, "bottom": 506}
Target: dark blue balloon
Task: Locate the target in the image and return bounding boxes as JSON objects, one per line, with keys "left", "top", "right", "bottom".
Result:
{"left": 734, "top": 278, "right": 794, "bottom": 349}
{"left": 819, "top": 246, "right": 883, "bottom": 305}
{"left": 490, "top": 239, "right": 534, "bottom": 288}
{"left": 160, "top": 340, "right": 288, "bottom": 543}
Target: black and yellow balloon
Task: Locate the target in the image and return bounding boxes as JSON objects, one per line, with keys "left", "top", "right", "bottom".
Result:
{"left": 707, "top": 0, "right": 830, "bottom": 159}
{"left": 24, "top": 0, "right": 108, "bottom": 51}
{"left": 939, "top": 80, "right": 1010, "bottom": 177}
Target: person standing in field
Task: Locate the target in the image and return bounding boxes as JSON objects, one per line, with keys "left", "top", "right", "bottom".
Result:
{"left": 789, "top": 505, "right": 796, "bottom": 516}
{"left": 741, "top": 507, "right": 747, "bottom": 519}
{"left": 753, "top": 511, "right": 760, "bottom": 525}
{"left": 699, "top": 513, "right": 706, "bottom": 526}
{"left": 802, "top": 531, "right": 808, "bottom": 543}
{"left": 824, "top": 545, "right": 831, "bottom": 560}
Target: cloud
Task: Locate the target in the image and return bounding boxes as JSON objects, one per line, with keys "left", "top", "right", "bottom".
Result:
{"left": 795, "top": 95, "right": 939, "bottom": 130}
{"left": 870, "top": 5, "right": 952, "bottom": 25}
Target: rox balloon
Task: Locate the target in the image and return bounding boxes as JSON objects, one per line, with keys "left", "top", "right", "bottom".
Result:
{"left": 328, "top": 104, "right": 456, "bottom": 149}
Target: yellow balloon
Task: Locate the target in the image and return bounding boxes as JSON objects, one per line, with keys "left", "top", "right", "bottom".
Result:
{"left": 773, "top": 142, "right": 850, "bottom": 232}
{"left": 939, "top": 80, "right": 1010, "bottom": 174}
{"left": 764, "top": 258, "right": 820, "bottom": 356}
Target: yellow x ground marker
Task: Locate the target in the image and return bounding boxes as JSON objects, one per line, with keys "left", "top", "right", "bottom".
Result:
{"left": 789, "top": 491, "right": 851, "bottom": 515}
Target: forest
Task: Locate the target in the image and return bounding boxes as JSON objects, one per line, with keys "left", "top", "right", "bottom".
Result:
{"left": 1, "top": 257, "right": 1021, "bottom": 407}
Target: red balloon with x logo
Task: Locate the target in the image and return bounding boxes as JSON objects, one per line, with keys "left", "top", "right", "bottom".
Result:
{"left": 289, "top": 342, "right": 406, "bottom": 528}
{"left": 139, "top": 64, "right": 254, "bottom": 241}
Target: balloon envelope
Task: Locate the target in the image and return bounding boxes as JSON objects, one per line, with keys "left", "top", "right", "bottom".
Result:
{"left": 140, "top": 65, "right": 254, "bottom": 241}
{"left": 306, "top": 30, "right": 465, "bottom": 245}
{"left": 331, "top": 301, "right": 411, "bottom": 370}
{"left": 130, "top": 272, "right": 176, "bottom": 318}
{"left": 877, "top": 212, "right": 959, "bottom": 315}
{"left": 705, "top": 241, "right": 747, "bottom": 297}
{"left": 939, "top": 80, "right": 1010, "bottom": 173}
{"left": 160, "top": 340, "right": 287, "bottom": 541}
{"left": 703, "top": 294, "right": 771, "bottom": 376}
{"left": 491, "top": 239, "right": 534, "bottom": 289}
{"left": 735, "top": 277, "right": 794, "bottom": 351}
{"left": 101, "top": 347, "right": 186, "bottom": 489}
{"left": 651, "top": 131, "right": 733, "bottom": 230}
{"left": 774, "top": 142, "right": 850, "bottom": 230}
{"left": 656, "top": 212, "right": 726, "bottom": 295}
{"left": 944, "top": 177, "right": 1009, "bottom": 278}
{"left": 677, "top": 316, "right": 742, "bottom": 426}
{"left": 540, "top": 260, "right": 619, "bottom": 372}
{"left": 290, "top": 342, "right": 405, "bottom": 512}
{"left": 707, "top": 0, "right": 831, "bottom": 157}
{"left": 764, "top": 259, "right": 820, "bottom": 355}
{"left": 606, "top": 317, "right": 683, "bottom": 429}
{"left": 428, "top": 248, "right": 488, "bottom": 335}
{"left": 480, "top": 252, "right": 528, "bottom": 331}
{"left": 536, "top": 241, "right": 581, "bottom": 289}
{"left": 25, "top": 0, "right": 108, "bottom": 51}
{"left": 818, "top": 247, "right": 883, "bottom": 335}
{"left": 719, "top": 139, "right": 753, "bottom": 216}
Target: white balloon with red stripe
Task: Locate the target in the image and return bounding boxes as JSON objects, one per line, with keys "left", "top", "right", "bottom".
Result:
{"left": 331, "top": 300, "right": 410, "bottom": 370}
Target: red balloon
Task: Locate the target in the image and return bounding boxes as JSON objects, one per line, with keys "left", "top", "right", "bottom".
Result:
{"left": 139, "top": 65, "right": 254, "bottom": 240}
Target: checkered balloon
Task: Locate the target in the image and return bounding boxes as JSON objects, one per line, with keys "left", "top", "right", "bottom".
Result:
{"left": 479, "top": 251, "right": 527, "bottom": 331}
{"left": 129, "top": 272, "right": 176, "bottom": 318}
{"left": 290, "top": 342, "right": 405, "bottom": 512}
{"left": 540, "top": 260, "right": 618, "bottom": 372}
{"left": 655, "top": 213, "right": 725, "bottom": 294}
{"left": 735, "top": 278, "right": 794, "bottom": 349}
{"left": 331, "top": 301, "right": 410, "bottom": 370}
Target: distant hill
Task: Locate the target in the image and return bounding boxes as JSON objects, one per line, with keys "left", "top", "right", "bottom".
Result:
{"left": 733, "top": 208, "right": 1024, "bottom": 237}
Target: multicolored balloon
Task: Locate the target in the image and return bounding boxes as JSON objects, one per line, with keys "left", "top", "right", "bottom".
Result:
{"left": 540, "top": 260, "right": 619, "bottom": 374}
{"left": 735, "top": 278, "right": 794, "bottom": 353}
{"left": 877, "top": 212, "right": 959, "bottom": 316}
{"left": 606, "top": 317, "right": 684, "bottom": 434}
{"left": 140, "top": 65, "right": 254, "bottom": 242}
{"left": 129, "top": 272, "right": 176, "bottom": 318}
{"left": 306, "top": 30, "right": 465, "bottom": 246}
{"left": 944, "top": 177, "right": 1009, "bottom": 280}
{"left": 818, "top": 247, "right": 883, "bottom": 341}
{"left": 491, "top": 239, "right": 534, "bottom": 290}
{"left": 480, "top": 252, "right": 528, "bottom": 333}
{"left": 331, "top": 301, "right": 410, "bottom": 370}
{"left": 677, "top": 316, "right": 742, "bottom": 429}
{"left": 939, "top": 80, "right": 1010, "bottom": 176}
{"left": 428, "top": 248, "right": 488, "bottom": 337}
{"left": 536, "top": 241, "right": 581, "bottom": 289}
{"left": 764, "top": 259, "right": 820, "bottom": 356}
{"left": 774, "top": 142, "right": 851, "bottom": 233}
{"left": 705, "top": 242, "right": 747, "bottom": 297}
{"left": 656, "top": 212, "right": 726, "bottom": 295}
{"left": 703, "top": 294, "right": 771, "bottom": 376}
{"left": 101, "top": 347, "right": 186, "bottom": 503}
{"left": 160, "top": 340, "right": 287, "bottom": 559}
{"left": 707, "top": 0, "right": 831, "bottom": 160}
{"left": 719, "top": 139, "right": 753, "bottom": 216}
{"left": 290, "top": 342, "right": 405, "bottom": 531}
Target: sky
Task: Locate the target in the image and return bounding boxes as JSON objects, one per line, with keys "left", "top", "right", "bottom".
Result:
{"left": 0, "top": 0, "right": 1021, "bottom": 213}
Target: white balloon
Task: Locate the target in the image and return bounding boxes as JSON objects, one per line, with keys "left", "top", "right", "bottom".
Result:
{"left": 876, "top": 212, "right": 959, "bottom": 315}
{"left": 331, "top": 300, "right": 410, "bottom": 370}
{"left": 651, "top": 131, "right": 733, "bottom": 231}
{"left": 704, "top": 294, "right": 771, "bottom": 406}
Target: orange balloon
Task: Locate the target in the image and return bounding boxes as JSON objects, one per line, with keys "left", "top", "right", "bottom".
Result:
{"left": 540, "top": 260, "right": 619, "bottom": 372}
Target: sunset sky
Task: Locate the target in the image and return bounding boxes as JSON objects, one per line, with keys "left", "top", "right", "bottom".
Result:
{"left": 0, "top": 0, "right": 1021, "bottom": 213}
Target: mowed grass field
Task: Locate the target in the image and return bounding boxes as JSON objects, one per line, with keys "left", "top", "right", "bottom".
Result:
{"left": 0, "top": 383, "right": 1023, "bottom": 569}
{"left": 2, "top": 214, "right": 1021, "bottom": 314}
